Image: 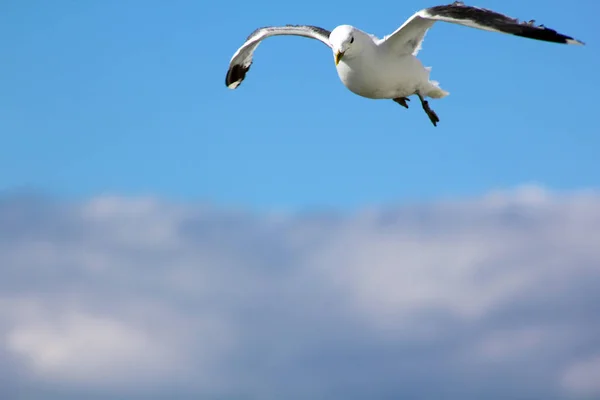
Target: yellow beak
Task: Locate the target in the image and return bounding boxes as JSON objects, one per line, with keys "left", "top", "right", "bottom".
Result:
{"left": 334, "top": 50, "right": 345, "bottom": 65}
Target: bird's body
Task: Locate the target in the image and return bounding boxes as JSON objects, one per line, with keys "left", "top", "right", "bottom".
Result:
{"left": 224, "top": 2, "right": 584, "bottom": 126}
{"left": 333, "top": 28, "right": 442, "bottom": 100}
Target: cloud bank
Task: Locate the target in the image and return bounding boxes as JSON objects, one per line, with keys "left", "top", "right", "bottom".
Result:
{"left": 1, "top": 186, "right": 600, "bottom": 399}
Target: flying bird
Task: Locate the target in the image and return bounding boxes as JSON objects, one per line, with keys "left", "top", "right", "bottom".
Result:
{"left": 225, "top": 1, "right": 584, "bottom": 126}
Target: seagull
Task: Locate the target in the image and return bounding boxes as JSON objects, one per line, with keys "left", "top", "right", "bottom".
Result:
{"left": 225, "top": 1, "right": 584, "bottom": 126}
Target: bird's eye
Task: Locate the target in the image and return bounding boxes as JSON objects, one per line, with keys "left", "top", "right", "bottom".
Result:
{"left": 350, "top": 36, "right": 354, "bottom": 43}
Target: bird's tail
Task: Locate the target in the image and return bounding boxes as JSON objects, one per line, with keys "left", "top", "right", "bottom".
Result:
{"left": 427, "top": 82, "right": 450, "bottom": 99}
{"left": 424, "top": 67, "right": 449, "bottom": 99}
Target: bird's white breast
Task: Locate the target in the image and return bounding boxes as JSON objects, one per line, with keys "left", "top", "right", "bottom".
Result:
{"left": 335, "top": 44, "right": 430, "bottom": 99}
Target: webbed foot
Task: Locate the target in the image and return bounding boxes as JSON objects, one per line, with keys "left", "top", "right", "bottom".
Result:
{"left": 416, "top": 92, "right": 440, "bottom": 127}
{"left": 393, "top": 97, "right": 411, "bottom": 109}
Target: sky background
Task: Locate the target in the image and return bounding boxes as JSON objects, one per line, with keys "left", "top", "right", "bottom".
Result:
{"left": 1, "top": 0, "right": 598, "bottom": 210}
{"left": 1, "top": 0, "right": 600, "bottom": 399}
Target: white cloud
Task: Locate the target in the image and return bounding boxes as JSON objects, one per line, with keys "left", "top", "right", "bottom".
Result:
{"left": 0, "top": 186, "right": 599, "bottom": 399}
{"left": 562, "top": 354, "right": 600, "bottom": 397}
{"left": 7, "top": 310, "right": 167, "bottom": 383}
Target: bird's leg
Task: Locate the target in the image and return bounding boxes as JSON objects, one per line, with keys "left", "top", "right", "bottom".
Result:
{"left": 416, "top": 92, "right": 440, "bottom": 127}
{"left": 393, "top": 97, "right": 411, "bottom": 109}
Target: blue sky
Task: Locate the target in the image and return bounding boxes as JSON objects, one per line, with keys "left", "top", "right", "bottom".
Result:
{"left": 0, "top": 0, "right": 597, "bottom": 210}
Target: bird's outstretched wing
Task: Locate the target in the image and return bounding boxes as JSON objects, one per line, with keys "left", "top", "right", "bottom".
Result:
{"left": 225, "top": 25, "right": 332, "bottom": 89}
{"left": 378, "top": 1, "right": 584, "bottom": 56}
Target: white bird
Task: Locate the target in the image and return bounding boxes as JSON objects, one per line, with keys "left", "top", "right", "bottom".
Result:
{"left": 225, "top": 1, "right": 584, "bottom": 126}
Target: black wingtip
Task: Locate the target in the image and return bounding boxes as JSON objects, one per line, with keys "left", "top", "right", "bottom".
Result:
{"left": 225, "top": 63, "right": 251, "bottom": 89}
{"left": 512, "top": 25, "right": 584, "bottom": 45}
{"left": 429, "top": 3, "right": 585, "bottom": 46}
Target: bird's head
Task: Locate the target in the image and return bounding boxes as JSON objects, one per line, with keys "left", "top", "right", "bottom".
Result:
{"left": 329, "top": 25, "right": 359, "bottom": 65}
